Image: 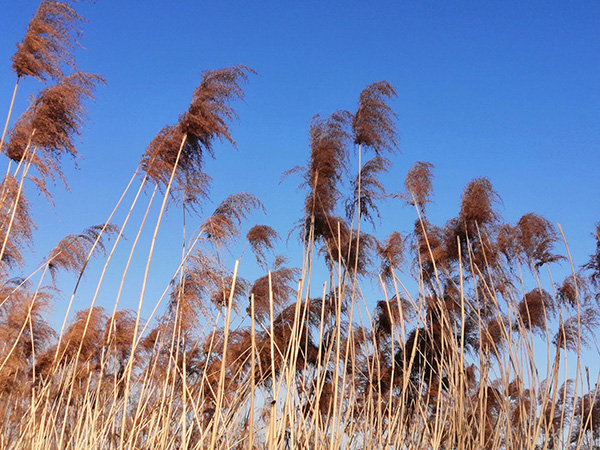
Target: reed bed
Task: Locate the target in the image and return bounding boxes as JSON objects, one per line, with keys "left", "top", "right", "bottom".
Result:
{"left": 0, "top": 2, "right": 599, "bottom": 449}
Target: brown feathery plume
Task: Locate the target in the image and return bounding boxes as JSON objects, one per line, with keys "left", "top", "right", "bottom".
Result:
{"left": 248, "top": 259, "right": 300, "bottom": 322}
{"left": 553, "top": 307, "right": 599, "bottom": 352}
{"left": 202, "top": 329, "right": 225, "bottom": 357}
{"left": 0, "top": 279, "right": 55, "bottom": 391}
{"left": 139, "top": 324, "right": 163, "bottom": 354}
{"left": 515, "top": 212, "right": 564, "bottom": 268}
{"left": 352, "top": 81, "right": 398, "bottom": 154}
{"left": 459, "top": 177, "right": 500, "bottom": 232}
{"left": 374, "top": 296, "right": 413, "bottom": 336}
{"left": 46, "top": 224, "right": 119, "bottom": 284}
{"left": 168, "top": 248, "right": 223, "bottom": 328}
{"left": 403, "top": 325, "right": 444, "bottom": 387}
{"left": 497, "top": 223, "right": 518, "bottom": 263}
{"left": 246, "top": 225, "right": 279, "bottom": 268}
{"left": 583, "top": 223, "right": 600, "bottom": 287}
{"left": 4, "top": 72, "right": 104, "bottom": 190}
{"left": 517, "top": 289, "right": 555, "bottom": 333}
{"left": 59, "top": 306, "right": 107, "bottom": 363}
{"left": 180, "top": 171, "right": 212, "bottom": 212}
{"left": 1, "top": 0, "right": 85, "bottom": 158}
{"left": 209, "top": 275, "right": 249, "bottom": 309}
{"left": 573, "top": 391, "right": 600, "bottom": 436}
{"left": 224, "top": 328, "right": 253, "bottom": 372}
{"left": 452, "top": 217, "right": 501, "bottom": 276}
{"left": 440, "top": 178, "right": 502, "bottom": 274}
{"left": 300, "top": 111, "right": 352, "bottom": 240}
{"left": 377, "top": 231, "right": 404, "bottom": 283}
{"left": 403, "top": 161, "right": 434, "bottom": 213}
{"left": 480, "top": 315, "right": 508, "bottom": 354}
{"left": 258, "top": 301, "right": 320, "bottom": 375}
{"left": 345, "top": 155, "right": 390, "bottom": 227}
{"left": 12, "top": 0, "right": 83, "bottom": 81}
{"left": 321, "top": 221, "right": 376, "bottom": 276}
{"left": 169, "top": 273, "right": 205, "bottom": 332}
{"left": 557, "top": 274, "right": 591, "bottom": 308}
{"left": 0, "top": 175, "right": 36, "bottom": 270}
{"left": 202, "top": 192, "right": 263, "bottom": 244}
{"left": 413, "top": 218, "right": 447, "bottom": 281}
{"left": 140, "top": 66, "right": 254, "bottom": 205}
{"left": 538, "top": 380, "right": 574, "bottom": 443}
{"left": 102, "top": 309, "right": 137, "bottom": 364}
{"left": 569, "top": 391, "right": 600, "bottom": 446}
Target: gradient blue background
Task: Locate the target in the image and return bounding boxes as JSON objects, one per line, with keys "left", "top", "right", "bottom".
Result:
{"left": 0, "top": 2, "right": 599, "bottom": 344}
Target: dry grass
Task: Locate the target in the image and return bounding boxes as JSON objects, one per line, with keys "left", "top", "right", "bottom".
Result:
{"left": 0, "top": 3, "right": 599, "bottom": 450}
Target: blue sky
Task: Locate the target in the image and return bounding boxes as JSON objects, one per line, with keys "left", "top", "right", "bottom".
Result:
{"left": 1, "top": 1, "right": 599, "bottom": 331}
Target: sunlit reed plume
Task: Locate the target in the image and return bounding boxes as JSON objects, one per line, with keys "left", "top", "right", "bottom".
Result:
{"left": 4, "top": 72, "right": 103, "bottom": 194}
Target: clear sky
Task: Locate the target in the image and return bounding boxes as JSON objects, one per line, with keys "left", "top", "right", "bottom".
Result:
{"left": 1, "top": 1, "right": 599, "bottom": 332}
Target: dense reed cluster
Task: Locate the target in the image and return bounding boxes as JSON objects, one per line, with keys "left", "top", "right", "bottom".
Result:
{"left": 0, "top": 3, "right": 599, "bottom": 450}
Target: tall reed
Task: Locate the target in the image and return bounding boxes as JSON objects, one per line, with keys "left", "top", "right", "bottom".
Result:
{"left": 0, "top": 3, "right": 599, "bottom": 450}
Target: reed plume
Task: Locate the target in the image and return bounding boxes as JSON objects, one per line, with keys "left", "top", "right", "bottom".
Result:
{"left": 459, "top": 177, "right": 500, "bottom": 232}
{"left": 583, "top": 223, "right": 600, "bottom": 288}
{"left": 403, "top": 161, "right": 434, "bottom": 212}
{"left": 345, "top": 155, "right": 390, "bottom": 227}
{"left": 441, "top": 177, "right": 502, "bottom": 274}
{"left": 168, "top": 249, "right": 224, "bottom": 329}
{"left": 209, "top": 275, "right": 249, "bottom": 309}
{"left": 498, "top": 213, "right": 564, "bottom": 269}
{"left": 377, "top": 231, "right": 405, "bottom": 283}
{"left": 556, "top": 273, "right": 590, "bottom": 308}
{"left": 302, "top": 111, "right": 351, "bottom": 240}
{"left": 58, "top": 306, "right": 107, "bottom": 368}
{"left": 322, "top": 222, "right": 376, "bottom": 276}
{"left": 46, "top": 224, "right": 119, "bottom": 283}
{"left": 413, "top": 218, "right": 447, "bottom": 281}
{"left": 102, "top": 309, "right": 137, "bottom": 366}
{"left": 246, "top": 225, "right": 279, "bottom": 268}
{"left": 0, "top": 279, "right": 54, "bottom": 391}
{"left": 1, "top": 0, "right": 87, "bottom": 163}
{"left": 3, "top": 72, "right": 104, "bottom": 191}
{"left": 0, "top": 175, "right": 35, "bottom": 270}
{"left": 373, "top": 296, "right": 412, "bottom": 336}
{"left": 554, "top": 308, "right": 599, "bottom": 352}
{"left": 248, "top": 259, "right": 299, "bottom": 322}
{"left": 515, "top": 212, "right": 564, "bottom": 268}
{"left": 140, "top": 66, "right": 254, "bottom": 205}
{"left": 480, "top": 315, "right": 509, "bottom": 354}
{"left": 12, "top": 0, "right": 83, "bottom": 81}
{"left": 352, "top": 81, "right": 398, "bottom": 154}
{"left": 202, "top": 192, "right": 263, "bottom": 244}
{"left": 259, "top": 301, "right": 320, "bottom": 375}
{"left": 517, "top": 289, "right": 555, "bottom": 333}
{"left": 571, "top": 390, "right": 600, "bottom": 442}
